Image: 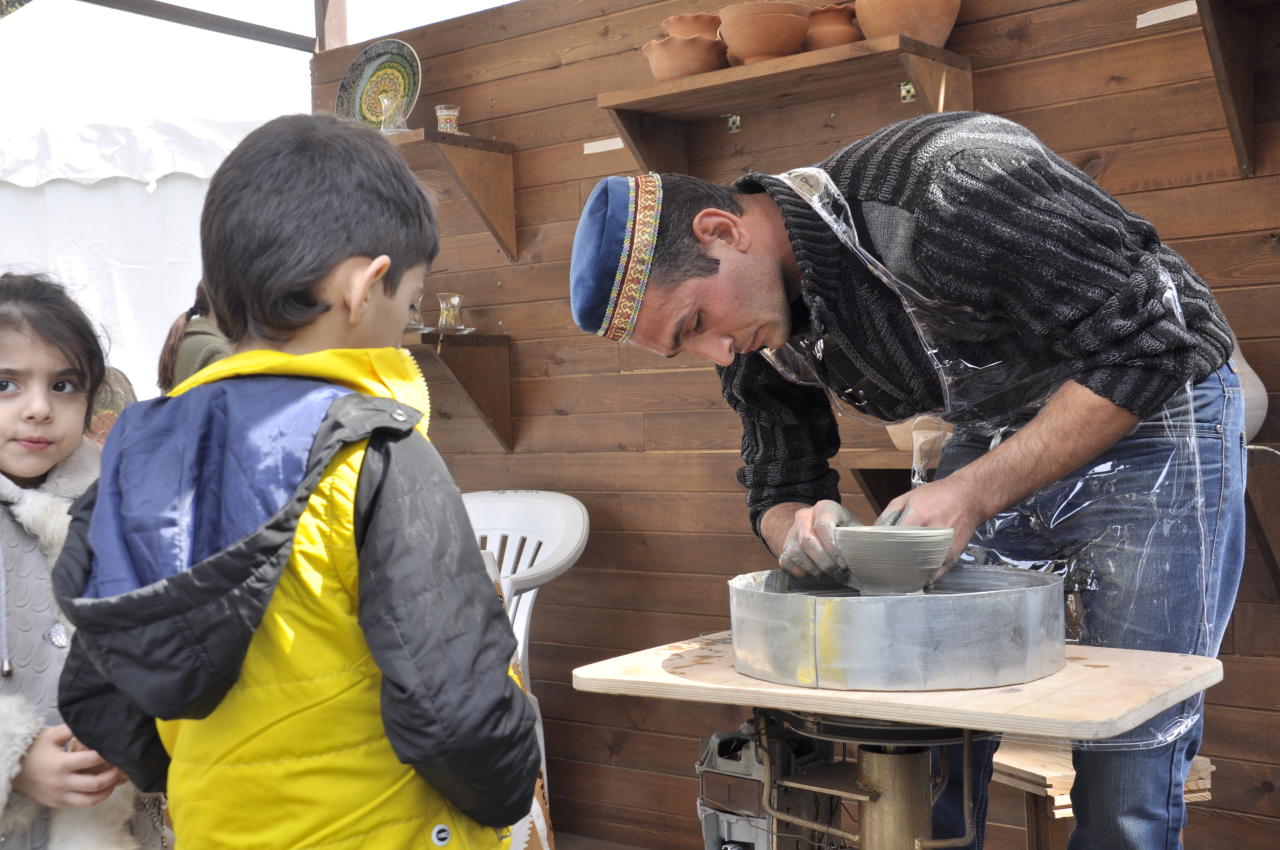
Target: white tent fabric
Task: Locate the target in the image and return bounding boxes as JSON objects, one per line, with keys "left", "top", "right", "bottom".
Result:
{"left": 0, "top": 0, "right": 312, "bottom": 398}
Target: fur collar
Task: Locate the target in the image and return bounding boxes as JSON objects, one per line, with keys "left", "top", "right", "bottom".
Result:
{"left": 0, "top": 438, "right": 100, "bottom": 562}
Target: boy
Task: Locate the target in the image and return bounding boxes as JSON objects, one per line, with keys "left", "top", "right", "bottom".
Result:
{"left": 52, "top": 114, "right": 541, "bottom": 848}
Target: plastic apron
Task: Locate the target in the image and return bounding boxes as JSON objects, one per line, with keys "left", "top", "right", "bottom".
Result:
{"left": 763, "top": 167, "right": 1217, "bottom": 750}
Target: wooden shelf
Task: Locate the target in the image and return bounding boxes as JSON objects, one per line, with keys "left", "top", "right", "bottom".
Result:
{"left": 1197, "top": 0, "right": 1277, "bottom": 178}
{"left": 598, "top": 34, "right": 972, "bottom": 173}
{"left": 404, "top": 332, "right": 512, "bottom": 452}
{"left": 390, "top": 129, "right": 518, "bottom": 260}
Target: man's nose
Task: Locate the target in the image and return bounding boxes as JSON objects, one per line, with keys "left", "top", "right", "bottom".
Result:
{"left": 689, "top": 334, "right": 735, "bottom": 367}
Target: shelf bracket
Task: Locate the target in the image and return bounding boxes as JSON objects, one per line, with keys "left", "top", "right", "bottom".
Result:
{"left": 899, "top": 53, "right": 973, "bottom": 113}
{"left": 1197, "top": 0, "right": 1255, "bottom": 178}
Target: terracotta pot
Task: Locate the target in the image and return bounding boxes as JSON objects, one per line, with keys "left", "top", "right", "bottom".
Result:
{"left": 805, "top": 4, "right": 864, "bottom": 50}
{"left": 641, "top": 34, "right": 729, "bottom": 81}
{"left": 856, "top": 0, "right": 960, "bottom": 48}
{"left": 662, "top": 12, "right": 721, "bottom": 38}
{"left": 720, "top": 12, "right": 809, "bottom": 63}
{"left": 719, "top": 2, "right": 811, "bottom": 24}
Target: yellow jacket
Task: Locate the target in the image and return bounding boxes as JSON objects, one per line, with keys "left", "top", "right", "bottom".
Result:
{"left": 54, "top": 348, "right": 541, "bottom": 850}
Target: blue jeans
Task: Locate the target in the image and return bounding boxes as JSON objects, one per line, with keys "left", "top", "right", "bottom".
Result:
{"left": 930, "top": 364, "right": 1247, "bottom": 849}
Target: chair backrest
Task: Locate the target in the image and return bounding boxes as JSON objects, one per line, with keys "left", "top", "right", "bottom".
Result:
{"left": 461, "top": 489, "right": 589, "bottom": 677}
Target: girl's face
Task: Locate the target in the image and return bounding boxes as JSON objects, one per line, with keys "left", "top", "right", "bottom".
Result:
{"left": 0, "top": 325, "right": 89, "bottom": 487}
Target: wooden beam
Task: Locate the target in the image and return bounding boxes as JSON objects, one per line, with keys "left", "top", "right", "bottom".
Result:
{"left": 313, "top": 0, "right": 346, "bottom": 53}
{"left": 1197, "top": 0, "right": 1255, "bottom": 177}
{"left": 76, "top": 0, "right": 315, "bottom": 52}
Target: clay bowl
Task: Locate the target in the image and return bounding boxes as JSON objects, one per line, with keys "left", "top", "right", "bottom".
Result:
{"left": 641, "top": 34, "right": 729, "bottom": 82}
{"left": 719, "top": 12, "right": 810, "bottom": 64}
{"left": 833, "top": 525, "right": 954, "bottom": 596}
{"left": 805, "top": 4, "right": 864, "bottom": 50}
{"left": 719, "top": 1, "right": 812, "bottom": 24}
{"left": 856, "top": 0, "right": 961, "bottom": 49}
{"left": 662, "top": 12, "right": 721, "bottom": 38}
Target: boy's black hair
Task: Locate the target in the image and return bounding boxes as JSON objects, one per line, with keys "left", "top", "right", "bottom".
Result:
{"left": 201, "top": 114, "right": 439, "bottom": 343}
{"left": 650, "top": 174, "right": 744, "bottom": 288}
{"left": 0, "top": 273, "right": 106, "bottom": 428}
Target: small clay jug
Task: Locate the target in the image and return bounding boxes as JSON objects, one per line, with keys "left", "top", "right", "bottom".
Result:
{"left": 642, "top": 34, "right": 729, "bottom": 81}
{"left": 805, "top": 4, "right": 864, "bottom": 51}
{"left": 856, "top": 0, "right": 961, "bottom": 49}
{"left": 662, "top": 12, "right": 721, "bottom": 38}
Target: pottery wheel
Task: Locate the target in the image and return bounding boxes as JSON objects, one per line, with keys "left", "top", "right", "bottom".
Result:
{"left": 730, "top": 566, "right": 1065, "bottom": 691}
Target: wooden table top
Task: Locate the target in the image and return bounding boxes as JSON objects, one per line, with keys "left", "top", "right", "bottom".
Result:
{"left": 572, "top": 632, "right": 1222, "bottom": 741}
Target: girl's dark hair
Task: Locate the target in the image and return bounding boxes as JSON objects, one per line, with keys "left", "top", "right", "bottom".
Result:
{"left": 157, "top": 281, "right": 212, "bottom": 393}
{"left": 650, "top": 174, "right": 744, "bottom": 288}
{"left": 0, "top": 273, "right": 106, "bottom": 428}
{"left": 200, "top": 113, "right": 439, "bottom": 344}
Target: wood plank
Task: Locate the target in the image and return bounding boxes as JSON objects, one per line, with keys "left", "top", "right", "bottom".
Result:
{"left": 1171, "top": 228, "right": 1280, "bottom": 289}
{"left": 513, "top": 413, "right": 646, "bottom": 453}
{"left": 539, "top": 569, "right": 731, "bottom": 617}
{"left": 516, "top": 134, "right": 640, "bottom": 189}
{"left": 564, "top": 491, "right": 764, "bottom": 535}
{"left": 1215, "top": 286, "right": 1280, "bottom": 340}
{"left": 1195, "top": 756, "right": 1280, "bottom": 818}
{"left": 533, "top": 605, "right": 729, "bottom": 652}
{"left": 444, "top": 450, "right": 749, "bottom": 493}
{"left": 973, "top": 28, "right": 1213, "bottom": 114}
{"left": 1183, "top": 807, "right": 1280, "bottom": 849}
{"left": 571, "top": 530, "right": 776, "bottom": 577}
{"left": 1238, "top": 549, "right": 1280, "bottom": 605}
{"left": 511, "top": 337, "right": 620, "bottom": 380}
{"left": 531, "top": 641, "right": 622, "bottom": 686}
{"left": 548, "top": 788, "right": 704, "bottom": 850}
{"left": 513, "top": 370, "right": 724, "bottom": 417}
{"left": 644, "top": 409, "right": 901, "bottom": 452}
{"left": 1230, "top": 602, "right": 1280, "bottom": 655}
{"left": 1202, "top": 704, "right": 1280, "bottom": 764}
{"left": 431, "top": 262, "right": 574, "bottom": 311}
{"left": 548, "top": 758, "right": 701, "bottom": 820}
{"left": 544, "top": 718, "right": 701, "bottom": 776}
{"left": 573, "top": 634, "right": 1224, "bottom": 741}
{"left": 1008, "top": 77, "right": 1227, "bottom": 153}
{"left": 1122, "top": 175, "right": 1280, "bottom": 241}
{"left": 951, "top": 0, "right": 1203, "bottom": 70}
{"left": 536, "top": 680, "right": 748, "bottom": 739}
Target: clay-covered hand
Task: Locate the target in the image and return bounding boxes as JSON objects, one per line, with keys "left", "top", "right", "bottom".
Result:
{"left": 12, "top": 724, "right": 125, "bottom": 808}
{"left": 777, "top": 500, "right": 857, "bottom": 578}
{"left": 875, "top": 477, "right": 981, "bottom": 576}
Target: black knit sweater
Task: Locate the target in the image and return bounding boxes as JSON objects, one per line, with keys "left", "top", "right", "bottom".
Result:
{"left": 721, "top": 112, "right": 1232, "bottom": 535}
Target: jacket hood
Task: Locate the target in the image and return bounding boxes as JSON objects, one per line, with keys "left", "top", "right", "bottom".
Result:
{"left": 53, "top": 348, "right": 427, "bottom": 719}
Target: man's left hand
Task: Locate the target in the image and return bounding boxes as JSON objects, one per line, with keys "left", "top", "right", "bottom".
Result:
{"left": 875, "top": 476, "right": 985, "bottom": 576}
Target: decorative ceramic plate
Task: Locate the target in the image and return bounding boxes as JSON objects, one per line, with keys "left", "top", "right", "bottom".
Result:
{"left": 335, "top": 39, "right": 422, "bottom": 128}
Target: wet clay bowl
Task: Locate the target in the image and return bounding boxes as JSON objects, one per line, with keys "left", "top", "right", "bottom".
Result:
{"left": 719, "top": 1, "right": 812, "bottom": 23}
{"left": 833, "top": 525, "right": 954, "bottom": 595}
{"left": 805, "top": 4, "right": 864, "bottom": 50}
{"left": 642, "top": 34, "right": 729, "bottom": 81}
{"left": 719, "top": 12, "right": 810, "bottom": 64}
{"left": 662, "top": 12, "right": 721, "bottom": 38}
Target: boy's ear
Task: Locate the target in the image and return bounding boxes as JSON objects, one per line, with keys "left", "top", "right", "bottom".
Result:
{"left": 342, "top": 255, "right": 393, "bottom": 327}
{"left": 691, "top": 208, "right": 750, "bottom": 253}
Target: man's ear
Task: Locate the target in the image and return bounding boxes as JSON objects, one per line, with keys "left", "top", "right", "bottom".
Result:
{"left": 691, "top": 208, "right": 750, "bottom": 253}
{"left": 341, "top": 255, "right": 393, "bottom": 327}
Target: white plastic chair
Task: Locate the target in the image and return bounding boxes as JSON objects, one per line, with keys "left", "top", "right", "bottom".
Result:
{"left": 461, "top": 489, "right": 589, "bottom": 792}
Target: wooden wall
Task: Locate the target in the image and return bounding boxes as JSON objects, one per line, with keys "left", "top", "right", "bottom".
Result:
{"left": 313, "top": 2, "right": 1280, "bottom": 846}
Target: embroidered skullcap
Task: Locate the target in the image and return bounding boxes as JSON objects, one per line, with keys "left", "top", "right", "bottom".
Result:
{"left": 569, "top": 173, "right": 663, "bottom": 342}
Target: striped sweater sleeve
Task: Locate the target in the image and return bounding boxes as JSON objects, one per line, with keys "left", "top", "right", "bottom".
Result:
{"left": 718, "top": 356, "right": 842, "bottom": 538}
{"left": 908, "top": 120, "right": 1230, "bottom": 418}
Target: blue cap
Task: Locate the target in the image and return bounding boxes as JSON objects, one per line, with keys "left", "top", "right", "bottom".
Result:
{"left": 569, "top": 173, "right": 663, "bottom": 342}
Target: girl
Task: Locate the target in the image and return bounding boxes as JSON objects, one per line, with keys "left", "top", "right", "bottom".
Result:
{"left": 0, "top": 273, "right": 163, "bottom": 849}
{"left": 155, "top": 281, "right": 229, "bottom": 393}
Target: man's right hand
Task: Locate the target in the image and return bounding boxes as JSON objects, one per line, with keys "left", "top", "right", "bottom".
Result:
{"left": 12, "top": 724, "right": 124, "bottom": 808}
{"left": 771, "top": 500, "right": 856, "bottom": 578}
